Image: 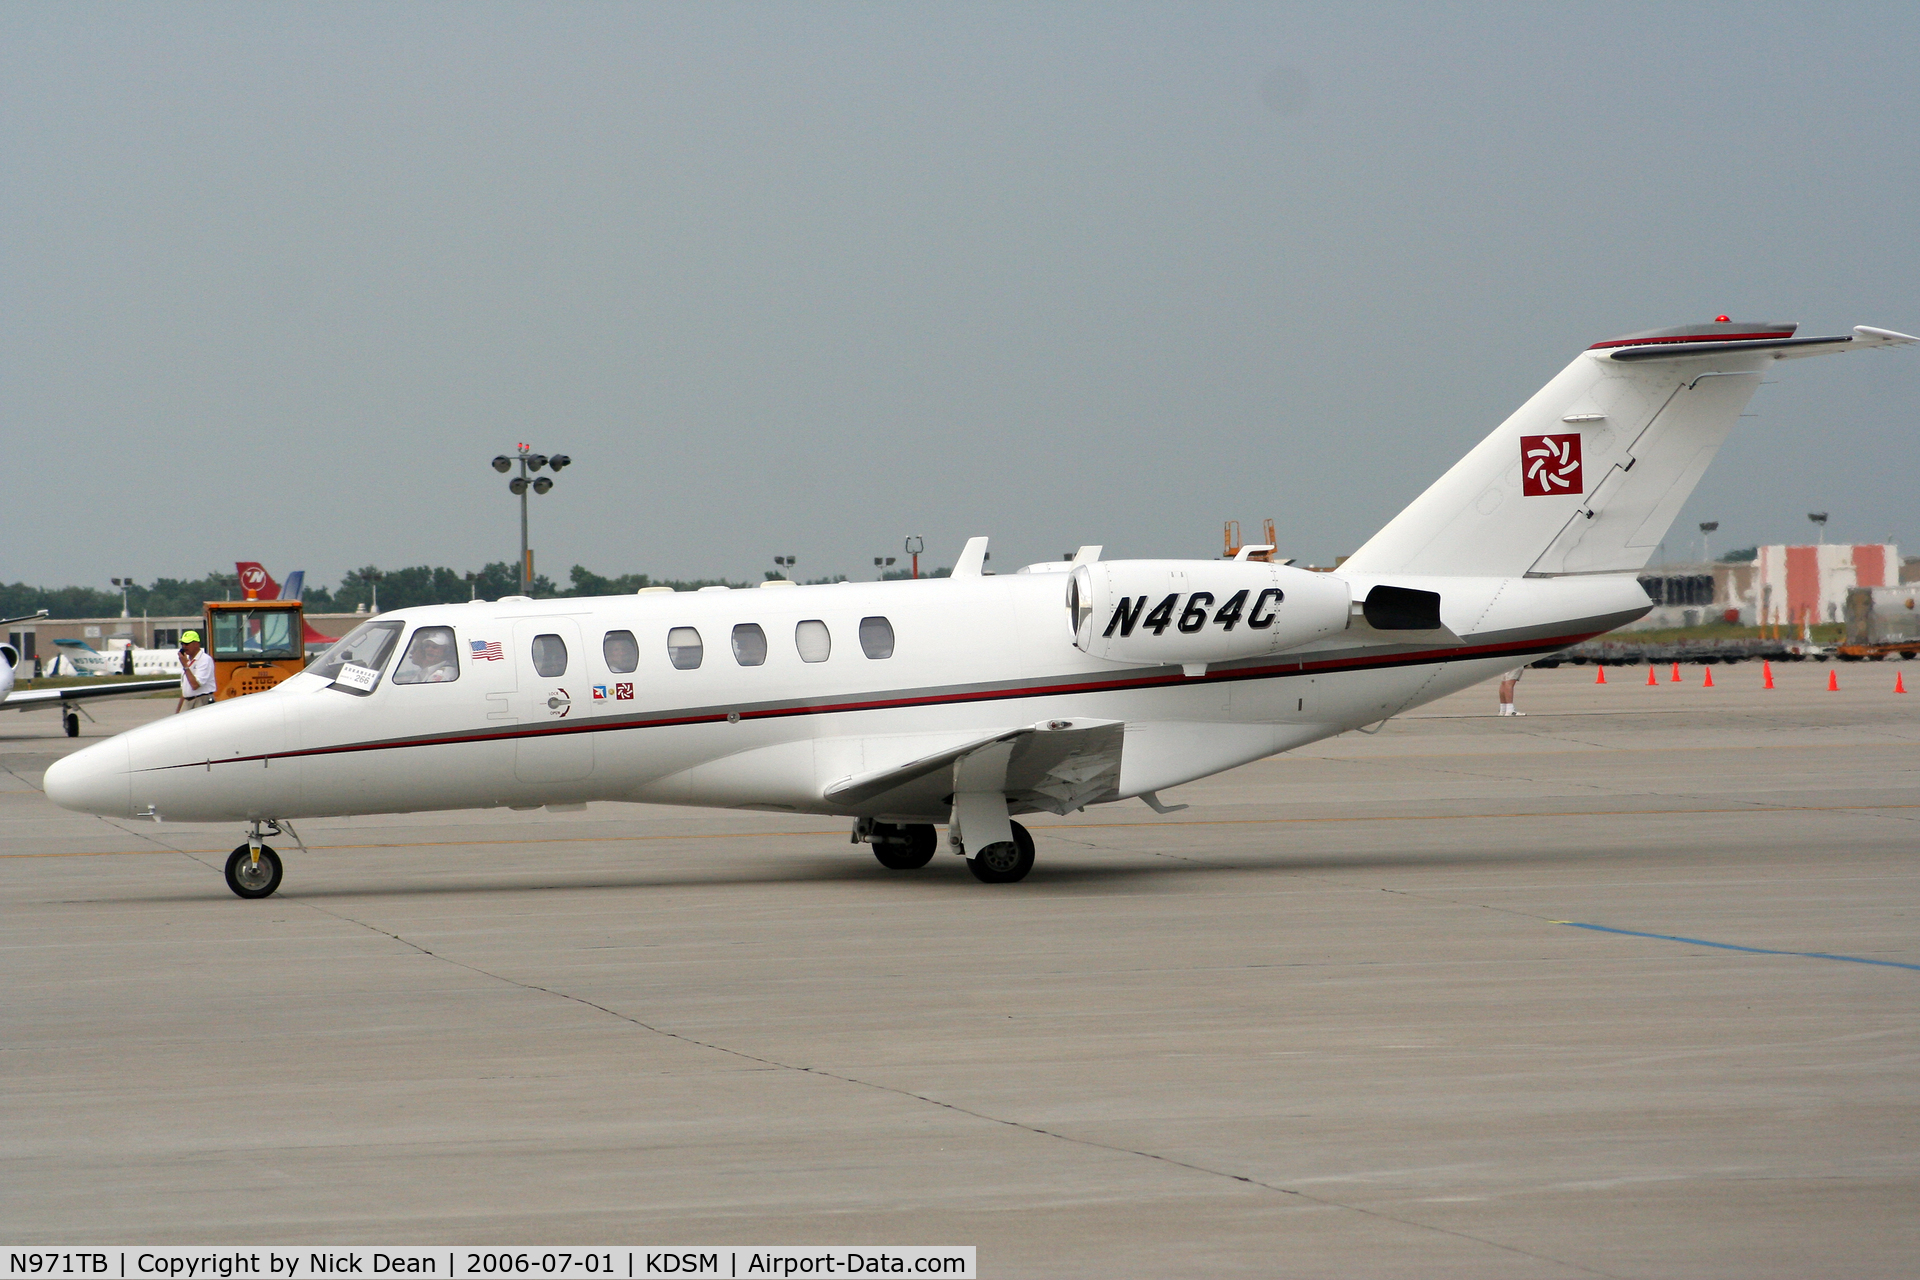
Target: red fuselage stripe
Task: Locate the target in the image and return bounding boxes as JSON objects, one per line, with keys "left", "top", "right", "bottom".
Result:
{"left": 162, "top": 628, "right": 1604, "bottom": 773}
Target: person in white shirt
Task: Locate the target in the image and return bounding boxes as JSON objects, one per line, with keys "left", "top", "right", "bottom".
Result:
{"left": 177, "top": 631, "right": 216, "bottom": 711}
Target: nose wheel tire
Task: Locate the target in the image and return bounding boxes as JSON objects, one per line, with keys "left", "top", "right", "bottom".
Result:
{"left": 63, "top": 712, "right": 79, "bottom": 738}
{"left": 870, "top": 822, "right": 938, "bottom": 870}
{"left": 225, "top": 845, "right": 283, "bottom": 899}
{"left": 967, "top": 820, "right": 1035, "bottom": 883}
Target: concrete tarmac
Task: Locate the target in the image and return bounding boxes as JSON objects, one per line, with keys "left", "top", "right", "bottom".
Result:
{"left": 3, "top": 664, "right": 1917, "bottom": 1277}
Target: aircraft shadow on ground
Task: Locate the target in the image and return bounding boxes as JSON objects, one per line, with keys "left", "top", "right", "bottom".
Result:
{"left": 85, "top": 843, "right": 1645, "bottom": 904}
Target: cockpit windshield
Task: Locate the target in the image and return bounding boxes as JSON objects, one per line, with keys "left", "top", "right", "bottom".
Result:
{"left": 309, "top": 620, "right": 404, "bottom": 683}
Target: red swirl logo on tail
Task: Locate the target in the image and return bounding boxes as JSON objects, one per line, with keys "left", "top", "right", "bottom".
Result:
{"left": 1520, "top": 433, "right": 1582, "bottom": 496}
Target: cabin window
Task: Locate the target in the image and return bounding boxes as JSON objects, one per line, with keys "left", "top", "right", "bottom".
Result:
{"left": 311, "top": 619, "right": 404, "bottom": 684}
{"left": 859, "top": 616, "right": 895, "bottom": 659}
{"left": 795, "top": 619, "right": 830, "bottom": 663}
{"left": 531, "top": 633, "right": 568, "bottom": 678}
{"left": 392, "top": 626, "right": 460, "bottom": 684}
{"left": 603, "top": 629, "right": 639, "bottom": 674}
{"left": 731, "top": 623, "right": 768, "bottom": 666}
{"left": 667, "top": 626, "right": 703, "bottom": 670}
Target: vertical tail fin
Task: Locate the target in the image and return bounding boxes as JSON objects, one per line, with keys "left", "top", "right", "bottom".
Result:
{"left": 235, "top": 562, "right": 280, "bottom": 600}
{"left": 1341, "top": 321, "right": 1914, "bottom": 578}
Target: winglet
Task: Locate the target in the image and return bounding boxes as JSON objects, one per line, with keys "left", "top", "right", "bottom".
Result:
{"left": 1854, "top": 325, "right": 1918, "bottom": 346}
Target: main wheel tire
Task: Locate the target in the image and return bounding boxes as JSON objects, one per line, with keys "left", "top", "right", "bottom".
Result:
{"left": 871, "top": 821, "right": 937, "bottom": 870}
{"left": 224, "top": 844, "right": 283, "bottom": 899}
{"left": 64, "top": 712, "right": 79, "bottom": 738}
{"left": 967, "top": 820, "right": 1035, "bottom": 883}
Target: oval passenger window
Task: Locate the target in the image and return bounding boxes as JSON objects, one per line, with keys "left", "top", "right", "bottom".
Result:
{"left": 858, "top": 616, "right": 895, "bottom": 659}
{"left": 603, "top": 629, "right": 639, "bottom": 674}
{"left": 667, "top": 627, "right": 703, "bottom": 670}
{"left": 795, "top": 619, "right": 830, "bottom": 663}
{"left": 732, "top": 623, "right": 768, "bottom": 667}
{"left": 531, "top": 633, "right": 568, "bottom": 678}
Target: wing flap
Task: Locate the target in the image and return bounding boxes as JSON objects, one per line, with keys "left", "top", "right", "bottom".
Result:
{"left": 823, "top": 718, "right": 1126, "bottom": 815}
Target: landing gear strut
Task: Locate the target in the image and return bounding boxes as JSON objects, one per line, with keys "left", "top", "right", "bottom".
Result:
{"left": 224, "top": 819, "right": 286, "bottom": 899}
{"left": 967, "top": 820, "right": 1035, "bottom": 884}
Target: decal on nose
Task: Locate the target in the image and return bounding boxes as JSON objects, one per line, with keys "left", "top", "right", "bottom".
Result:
{"left": 44, "top": 738, "right": 132, "bottom": 818}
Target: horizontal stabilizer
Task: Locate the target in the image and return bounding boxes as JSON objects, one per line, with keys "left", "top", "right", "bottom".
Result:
{"left": 1607, "top": 327, "right": 1915, "bottom": 362}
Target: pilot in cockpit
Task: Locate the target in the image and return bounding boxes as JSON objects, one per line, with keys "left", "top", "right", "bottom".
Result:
{"left": 393, "top": 627, "right": 459, "bottom": 684}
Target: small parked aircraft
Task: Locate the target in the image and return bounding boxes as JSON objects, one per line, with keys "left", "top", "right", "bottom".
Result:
{"left": 44, "top": 638, "right": 182, "bottom": 678}
{"left": 45, "top": 319, "right": 1916, "bottom": 896}
{"left": 3, "top": 615, "right": 177, "bottom": 738}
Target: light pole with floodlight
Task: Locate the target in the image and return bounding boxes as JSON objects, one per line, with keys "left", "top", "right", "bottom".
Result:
{"left": 110, "top": 577, "right": 134, "bottom": 618}
{"left": 1808, "top": 511, "right": 1828, "bottom": 545}
{"left": 491, "top": 444, "right": 572, "bottom": 595}
{"left": 1698, "top": 521, "right": 1718, "bottom": 562}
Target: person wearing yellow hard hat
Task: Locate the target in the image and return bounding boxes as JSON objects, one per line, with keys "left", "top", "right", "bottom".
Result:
{"left": 176, "top": 630, "right": 215, "bottom": 712}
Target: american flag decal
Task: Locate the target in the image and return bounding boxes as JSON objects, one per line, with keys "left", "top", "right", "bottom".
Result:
{"left": 470, "top": 639, "right": 504, "bottom": 661}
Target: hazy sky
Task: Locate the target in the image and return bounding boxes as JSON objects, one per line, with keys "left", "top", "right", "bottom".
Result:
{"left": 7, "top": 3, "right": 1917, "bottom": 592}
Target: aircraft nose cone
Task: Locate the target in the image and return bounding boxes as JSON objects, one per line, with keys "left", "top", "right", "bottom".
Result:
{"left": 43, "top": 738, "right": 132, "bottom": 817}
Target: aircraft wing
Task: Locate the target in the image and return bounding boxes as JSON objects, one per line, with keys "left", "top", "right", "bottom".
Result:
{"left": 5, "top": 679, "right": 179, "bottom": 712}
{"left": 825, "top": 718, "right": 1124, "bottom": 815}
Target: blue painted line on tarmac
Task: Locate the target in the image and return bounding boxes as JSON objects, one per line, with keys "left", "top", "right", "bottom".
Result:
{"left": 1560, "top": 922, "right": 1920, "bottom": 972}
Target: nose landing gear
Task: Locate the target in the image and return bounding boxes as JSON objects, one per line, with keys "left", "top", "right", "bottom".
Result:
{"left": 224, "top": 819, "right": 290, "bottom": 899}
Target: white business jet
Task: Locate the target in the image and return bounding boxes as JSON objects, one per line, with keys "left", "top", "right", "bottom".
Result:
{"left": 44, "top": 319, "right": 1915, "bottom": 897}
{"left": 3, "top": 615, "right": 179, "bottom": 738}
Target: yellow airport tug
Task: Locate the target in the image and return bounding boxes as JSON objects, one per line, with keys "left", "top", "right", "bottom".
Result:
{"left": 204, "top": 597, "right": 309, "bottom": 699}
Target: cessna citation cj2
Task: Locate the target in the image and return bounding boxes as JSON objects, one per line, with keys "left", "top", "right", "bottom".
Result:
{"left": 46, "top": 319, "right": 1916, "bottom": 898}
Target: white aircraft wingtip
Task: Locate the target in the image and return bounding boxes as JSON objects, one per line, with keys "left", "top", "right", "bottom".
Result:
{"left": 1854, "top": 325, "right": 1918, "bottom": 346}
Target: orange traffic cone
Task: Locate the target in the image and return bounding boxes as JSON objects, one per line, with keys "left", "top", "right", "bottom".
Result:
{"left": 1702, "top": 666, "right": 1714, "bottom": 687}
{"left": 1670, "top": 662, "right": 1681, "bottom": 682}
{"left": 1897, "top": 671, "right": 1907, "bottom": 694}
{"left": 1827, "top": 668, "right": 1839, "bottom": 692}
{"left": 1763, "top": 661, "right": 1774, "bottom": 690}
{"left": 1646, "top": 666, "right": 1658, "bottom": 686}
{"left": 1595, "top": 665, "right": 1607, "bottom": 684}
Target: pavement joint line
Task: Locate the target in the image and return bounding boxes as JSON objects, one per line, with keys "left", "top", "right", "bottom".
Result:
{"left": 12, "top": 801, "right": 1920, "bottom": 859}
{"left": 283, "top": 895, "right": 1613, "bottom": 1277}
{"left": 1556, "top": 922, "right": 1920, "bottom": 972}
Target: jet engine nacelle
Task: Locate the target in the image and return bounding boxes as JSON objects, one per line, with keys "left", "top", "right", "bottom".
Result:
{"left": 1068, "top": 560, "right": 1351, "bottom": 665}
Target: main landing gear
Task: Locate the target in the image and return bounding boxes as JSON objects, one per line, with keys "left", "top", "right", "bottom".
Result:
{"left": 224, "top": 819, "right": 290, "bottom": 899}
{"left": 861, "top": 820, "right": 939, "bottom": 870}
{"left": 855, "top": 816, "right": 1036, "bottom": 882}
{"left": 967, "top": 821, "right": 1035, "bottom": 884}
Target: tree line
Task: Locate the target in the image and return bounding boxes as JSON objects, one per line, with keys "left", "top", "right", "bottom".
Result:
{"left": 2, "top": 562, "right": 946, "bottom": 620}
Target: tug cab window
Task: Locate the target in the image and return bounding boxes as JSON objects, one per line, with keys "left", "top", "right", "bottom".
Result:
{"left": 667, "top": 627, "right": 703, "bottom": 670}
{"left": 795, "top": 620, "right": 831, "bottom": 663}
{"left": 858, "top": 616, "right": 895, "bottom": 659}
{"left": 209, "top": 608, "right": 302, "bottom": 662}
{"left": 311, "top": 620, "right": 404, "bottom": 690}
{"left": 531, "top": 633, "right": 568, "bottom": 678}
{"left": 603, "top": 629, "right": 639, "bottom": 674}
{"left": 732, "top": 623, "right": 768, "bottom": 666}
{"left": 393, "top": 626, "right": 460, "bottom": 684}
